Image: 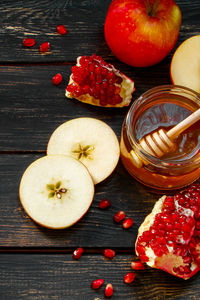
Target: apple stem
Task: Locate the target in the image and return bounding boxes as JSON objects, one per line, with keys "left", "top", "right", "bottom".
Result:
{"left": 147, "top": 0, "right": 159, "bottom": 17}
{"left": 145, "top": 0, "right": 151, "bottom": 15}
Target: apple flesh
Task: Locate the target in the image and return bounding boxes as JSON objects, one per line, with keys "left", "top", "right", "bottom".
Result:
{"left": 47, "top": 118, "right": 120, "bottom": 184}
{"left": 19, "top": 155, "right": 94, "bottom": 229}
{"left": 170, "top": 35, "right": 200, "bottom": 93}
{"left": 104, "top": 0, "right": 182, "bottom": 67}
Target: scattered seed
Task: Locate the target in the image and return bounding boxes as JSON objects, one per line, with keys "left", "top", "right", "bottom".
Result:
{"left": 39, "top": 42, "right": 50, "bottom": 53}
{"left": 52, "top": 73, "right": 62, "bottom": 85}
{"left": 113, "top": 211, "right": 125, "bottom": 223}
{"left": 122, "top": 217, "right": 134, "bottom": 229}
{"left": 105, "top": 283, "right": 113, "bottom": 297}
{"left": 73, "top": 247, "right": 84, "bottom": 260}
{"left": 131, "top": 261, "right": 145, "bottom": 270}
{"left": 124, "top": 272, "right": 136, "bottom": 284}
{"left": 57, "top": 24, "right": 67, "bottom": 35}
{"left": 23, "top": 38, "right": 36, "bottom": 47}
{"left": 103, "top": 249, "right": 116, "bottom": 259}
{"left": 99, "top": 198, "right": 111, "bottom": 209}
{"left": 91, "top": 278, "right": 104, "bottom": 290}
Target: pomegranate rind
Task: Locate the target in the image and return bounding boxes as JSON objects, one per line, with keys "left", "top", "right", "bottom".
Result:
{"left": 135, "top": 193, "right": 200, "bottom": 280}
{"left": 65, "top": 56, "right": 135, "bottom": 107}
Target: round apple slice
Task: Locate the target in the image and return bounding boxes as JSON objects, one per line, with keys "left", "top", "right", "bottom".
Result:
{"left": 19, "top": 155, "right": 94, "bottom": 229}
{"left": 170, "top": 35, "right": 200, "bottom": 93}
{"left": 47, "top": 118, "right": 120, "bottom": 184}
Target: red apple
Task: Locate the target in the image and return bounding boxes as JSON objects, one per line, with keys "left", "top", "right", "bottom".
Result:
{"left": 104, "top": 0, "right": 182, "bottom": 67}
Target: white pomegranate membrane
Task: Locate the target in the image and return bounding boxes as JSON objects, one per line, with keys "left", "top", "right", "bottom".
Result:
{"left": 136, "top": 184, "right": 200, "bottom": 279}
{"left": 65, "top": 54, "right": 135, "bottom": 107}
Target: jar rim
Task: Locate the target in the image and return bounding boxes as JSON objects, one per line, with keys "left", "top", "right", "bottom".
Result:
{"left": 126, "top": 84, "right": 200, "bottom": 169}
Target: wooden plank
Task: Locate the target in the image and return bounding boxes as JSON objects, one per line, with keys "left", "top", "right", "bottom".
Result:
{"left": 0, "top": 0, "right": 199, "bottom": 63}
{"left": 0, "top": 153, "right": 162, "bottom": 248}
{"left": 0, "top": 1, "right": 110, "bottom": 63}
{"left": 1, "top": 154, "right": 199, "bottom": 248}
{"left": 1, "top": 253, "right": 200, "bottom": 299}
{"left": 0, "top": 63, "right": 170, "bottom": 151}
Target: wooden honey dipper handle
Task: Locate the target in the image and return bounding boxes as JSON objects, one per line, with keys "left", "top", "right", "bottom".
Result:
{"left": 130, "top": 107, "right": 200, "bottom": 168}
{"left": 167, "top": 108, "right": 200, "bottom": 140}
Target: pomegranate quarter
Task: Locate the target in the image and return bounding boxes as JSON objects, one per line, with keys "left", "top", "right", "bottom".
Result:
{"left": 136, "top": 184, "right": 200, "bottom": 279}
{"left": 65, "top": 54, "right": 135, "bottom": 107}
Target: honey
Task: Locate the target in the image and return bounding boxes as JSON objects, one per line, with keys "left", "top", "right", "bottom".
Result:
{"left": 120, "top": 85, "right": 200, "bottom": 190}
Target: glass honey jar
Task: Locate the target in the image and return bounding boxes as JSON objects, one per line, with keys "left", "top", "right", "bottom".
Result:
{"left": 120, "top": 85, "right": 200, "bottom": 190}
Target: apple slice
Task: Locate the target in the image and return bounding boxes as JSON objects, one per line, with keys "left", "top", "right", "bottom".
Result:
{"left": 19, "top": 155, "right": 94, "bottom": 229}
{"left": 47, "top": 118, "right": 120, "bottom": 184}
{"left": 170, "top": 35, "right": 200, "bottom": 93}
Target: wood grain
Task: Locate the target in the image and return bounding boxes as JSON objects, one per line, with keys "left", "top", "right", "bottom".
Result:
{"left": 1, "top": 153, "right": 199, "bottom": 247}
{"left": 0, "top": 3, "right": 110, "bottom": 63}
{"left": 0, "top": 154, "right": 159, "bottom": 247}
{"left": 0, "top": 0, "right": 199, "bottom": 63}
{"left": 1, "top": 254, "right": 200, "bottom": 300}
{"left": 0, "top": 63, "right": 170, "bottom": 151}
{"left": 0, "top": 0, "right": 200, "bottom": 298}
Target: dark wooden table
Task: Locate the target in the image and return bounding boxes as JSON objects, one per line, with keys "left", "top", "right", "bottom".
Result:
{"left": 0, "top": 1, "right": 200, "bottom": 299}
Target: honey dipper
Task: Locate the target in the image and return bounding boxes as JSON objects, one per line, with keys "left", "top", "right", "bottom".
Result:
{"left": 130, "top": 107, "right": 200, "bottom": 168}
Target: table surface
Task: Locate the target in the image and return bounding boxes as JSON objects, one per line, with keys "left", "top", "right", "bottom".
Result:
{"left": 0, "top": 1, "right": 200, "bottom": 299}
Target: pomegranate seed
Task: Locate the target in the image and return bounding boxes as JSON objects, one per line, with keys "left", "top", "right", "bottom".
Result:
{"left": 136, "top": 245, "right": 146, "bottom": 255}
{"left": 83, "top": 85, "right": 90, "bottom": 94}
{"left": 183, "top": 256, "right": 192, "bottom": 264}
{"left": 103, "top": 249, "right": 115, "bottom": 259}
{"left": 107, "top": 71, "right": 115, "bottom": 80}
{"left": 73, "top": 86, "right": 82, "bottom": 96}
{"left": 107, "top": 85, "right": 115, "bottom": 96}
{"left": 184, "top": 266, "right": 191, "bottom": 274}
{"left": 124, "top": 272, "right": 136, "bottom": 284}
{"left": 100, "top": 101, "right": 107, "bottom": 106}
{"left": 52, "top": 73, "right": 62, "bottom": 85}
{"left": 23, "top": 38, "right": 35, "bottom": 47}
{"left": 105, "top": 283, "right": 113, "bottom": 297}
{"left": 115, "top": 77, "right": 122, "bottom": 84}
{"left": 56, "top": 24, "right": 67, "bottom": 35}
{"left": 131, "top": 261, "right": 145, "bottom": 270}
{"left": 113, "top": 211, "right": 125, "bottom": 223}
{"left": 89, "top": 63, "right": 95, "bottom": 72}
{"left": 73, "top": 247, "right": 84, "bottom": 260}
{"left": 91, "top": 278, "right": 104, "bottom": 290}
{"left": 39, "top": 42, "right": 50, "bottom": 53}
{"left": 99, "top": 198, "right": 111, "bottom": 209}
{"left": 66, "top": 82, "right": 76, "bottom": 92}
{"left": 139, "top": 255, "right": 149, "bottom": 262}
{"left": 96, "top": 74, "right": 102, "bottom": 83}
{"left": 94, "top": 66, "right": 101, "bottom": 75}
{"left": 122, "top": 218, "right": 134, "bottom": 229}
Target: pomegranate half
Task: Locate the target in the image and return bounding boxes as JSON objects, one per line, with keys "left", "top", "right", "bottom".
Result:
{"left": 65, "top": 54, "right": 135, "bottom": 107}
{"left": 135, "top": 184, "right": 200, "bottom": 280}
